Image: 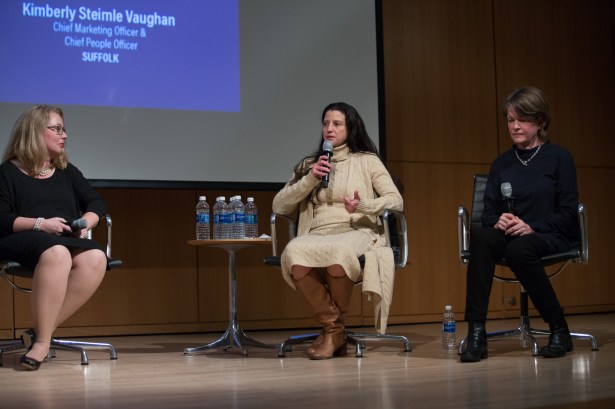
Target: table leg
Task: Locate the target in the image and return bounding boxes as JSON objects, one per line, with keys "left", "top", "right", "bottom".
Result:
{"left": 184, "top": 247, "right": 277, "bottom": 356}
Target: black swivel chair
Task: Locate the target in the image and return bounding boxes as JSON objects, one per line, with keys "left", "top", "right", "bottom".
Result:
{"left": 264, "top": 209, "right": 412, "bottom": 358}
{"left": 0, "top": 214, "right": 122, "bottom": 366}
{"left": 457, "top": 174, "right": 598, "bottom": 355}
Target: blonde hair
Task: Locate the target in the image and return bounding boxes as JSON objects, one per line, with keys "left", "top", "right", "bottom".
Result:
{"left": 2, "top": 105, "right": 68, "bottom": 175}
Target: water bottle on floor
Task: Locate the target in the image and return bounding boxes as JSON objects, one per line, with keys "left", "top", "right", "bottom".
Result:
{"left": 195, "top": 196, "right": 210, "bottom": 240}
{"left": 245, "top": 197, "right": 258, "bottom": 238}
{"left": 442, "top": 305, "right": 456, "bottom": 351}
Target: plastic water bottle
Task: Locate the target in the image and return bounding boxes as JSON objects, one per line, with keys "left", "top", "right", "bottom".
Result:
{"left": 213, "top": 196, "right": 225, "bottom": 240}
{"left": 228, "top": 195, "right": 237, "bottom": 235}
{"left": 195, "top": 196, "right": 210, "bottom": 240}
{"left": 245, "top": 197, "right": 258, "bottom": 238}
{"left": 219, "top": 196, "right": 233, "bottom": 239}
{"left": 442, "top": 305, "right": 456, "bottom": 351}
{"left": 232, "top": 195, "right": 245, "bottom": 239}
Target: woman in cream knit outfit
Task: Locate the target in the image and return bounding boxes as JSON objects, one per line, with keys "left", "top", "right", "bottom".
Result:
{"left": 272, "top": 102, "right": 403, "bottom": 359}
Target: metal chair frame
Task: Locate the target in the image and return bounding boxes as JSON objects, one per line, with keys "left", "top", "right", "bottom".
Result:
{"left": 457, "top": 174, "right": 598, "bottom": 356}
{"left": 0, "top": 214, "right": 122, "bottom": 366}
{"left": 265, "top": 209, "right": 411, "bottom": 358}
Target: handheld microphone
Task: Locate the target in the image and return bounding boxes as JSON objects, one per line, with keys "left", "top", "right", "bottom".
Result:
{"left": 67, "top": 218, "right": 88, "bottom": 232}
{"left": 500, "top": 182, "right": 514, "bottom": 214}
{"left": 321, "top": 140, "right": 333, "bottom": 188}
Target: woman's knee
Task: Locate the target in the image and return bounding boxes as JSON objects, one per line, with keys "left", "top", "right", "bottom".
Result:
{"left": 73, "top": 249, "right": 107, "bottom": 272}
{"left": 39, "top": 245, "right": 72, "bottom": 267}
{"left": 470, "top": 227, "right": 506, "bottom": 254}
{"left": 326, "top": 264, "right": 347, "bottom": 277}
{"left": 504, "top": 237, "right": 542, "bottom": 268}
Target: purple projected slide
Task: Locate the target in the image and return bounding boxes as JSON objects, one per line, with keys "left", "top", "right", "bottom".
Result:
{"left": 0, "top": 0, "right": 239, "bottom": 112}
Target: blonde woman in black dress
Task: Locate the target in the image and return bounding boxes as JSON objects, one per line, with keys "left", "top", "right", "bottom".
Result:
{"left": 0, "top": 105, "right": 108, "bottom": 370}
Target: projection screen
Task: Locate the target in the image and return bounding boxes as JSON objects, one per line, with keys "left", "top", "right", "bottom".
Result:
{"left": 0, "top": 0, "right": 381, "bottom": 188}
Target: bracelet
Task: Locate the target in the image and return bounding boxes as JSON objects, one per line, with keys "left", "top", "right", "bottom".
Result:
{"left": 33, "top": 217, "right": 44, "bottom": 231}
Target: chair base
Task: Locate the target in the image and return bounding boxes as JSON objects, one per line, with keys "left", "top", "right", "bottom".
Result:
{"left": 49, "top": 337, "right": 119, "bottom": 365}
{"left": 1, "top": 335, "right": 118, "bottom": 366}
{"left": 277, "top": 330, "right": 412, "bottom": 358}
{"left": 458, "top": 315, "right": 599, "bottom": 356}
{"left": 0, "top": 338, "right": 26, "bottom": 366}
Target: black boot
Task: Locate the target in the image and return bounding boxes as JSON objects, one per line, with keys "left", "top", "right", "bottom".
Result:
{"left": 460, "top": 321, "right": 488, "bottom": 362}
{"left": 540, "top": 319, "right": 573, "bottom": 358}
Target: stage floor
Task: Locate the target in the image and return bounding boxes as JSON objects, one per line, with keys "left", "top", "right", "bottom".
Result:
{"left": 1, "top": 312, "right": 614, "bottom": 409}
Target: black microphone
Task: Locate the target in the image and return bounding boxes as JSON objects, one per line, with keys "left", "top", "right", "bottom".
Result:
{"left": 68, "top": 218, "right": 88, "bottom": 232}
{"left": 500, "top": 182, "right": 514, "bottom": 214}
{"left": 321, "top": 140, "right": 333, "bottom": 188}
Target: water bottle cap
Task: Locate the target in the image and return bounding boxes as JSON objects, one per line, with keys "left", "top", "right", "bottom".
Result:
{"left": 247, "top": 197, "right": 254, "bottom": 202}
{"left": 445, "top": 305, "right": 452, "bottom": 310}
{"left": 199, "top": 196, "right": 206, "bottom": 201}
{"left": 220, "top": 196, "right": 226, "bottom": 201}
{"left": 236, "top": 196, "right": 242, "bottom": 200}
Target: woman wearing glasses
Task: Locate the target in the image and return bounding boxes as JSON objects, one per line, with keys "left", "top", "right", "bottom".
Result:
{"left": 0, "top": 105, "right": 108, "bottom": 370}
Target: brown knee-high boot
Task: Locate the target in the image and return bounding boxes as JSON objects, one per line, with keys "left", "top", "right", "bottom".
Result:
{"left": 307, "top": 274, "right": 355, "bottom": 357}
{"left": 293, "top": 270, "right": 346, "bottom": 359}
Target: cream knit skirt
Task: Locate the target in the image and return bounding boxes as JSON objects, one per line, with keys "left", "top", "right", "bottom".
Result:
{"left": 280, "top": 225, "right": 377, "bottom": 284}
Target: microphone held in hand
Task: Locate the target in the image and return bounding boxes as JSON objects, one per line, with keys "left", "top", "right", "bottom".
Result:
{"left": 321, "top": 140, "right": 333, "bottom": 188}
{"left": 500, "top": 182, "right": 514, "bottom": 214}
{"left": 69, "top": 218, "right": 88, "bottom": 232}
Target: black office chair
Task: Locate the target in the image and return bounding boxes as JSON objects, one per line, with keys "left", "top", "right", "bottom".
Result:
{"left": 264, "top": 209, "right": 411, "bottom": 358}
{"left": 0, "top": 214, "right": 122, "bottom": 366}
{"left": 457, "top": 174, "right": 598, "bottom": 355}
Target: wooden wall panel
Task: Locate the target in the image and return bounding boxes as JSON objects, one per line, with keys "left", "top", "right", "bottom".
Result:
{"left": 0, "top": 284, "right": 13, "bottom": 338}
{"left": 382, "top": 0, "right": 499, "bottom": 164}
{"left": 492, "top": 0, "right": 615, "bottom": 166}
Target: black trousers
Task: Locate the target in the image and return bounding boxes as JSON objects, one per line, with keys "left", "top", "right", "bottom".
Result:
{"left": 464, "top": 227, "right": 564, "bottom": 324}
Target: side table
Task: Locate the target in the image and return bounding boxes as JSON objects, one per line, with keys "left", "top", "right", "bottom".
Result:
{"left": 185, "top": 238, "right": 277, "bottom": 356}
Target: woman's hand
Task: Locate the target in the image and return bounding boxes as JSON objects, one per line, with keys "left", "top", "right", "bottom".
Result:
{"left": 40, "top": 217, "right": 72, "bottom": 236}
{"left": 496, "top": 213, "right": 534, "bottom": 236}
{"left": 344, "top": 190, "right": 360, "bottom": 213}
{"left": 311, "top": 154, "right": 332, "bottom": 179}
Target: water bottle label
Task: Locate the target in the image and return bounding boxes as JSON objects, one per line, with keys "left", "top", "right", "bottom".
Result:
{"left": 245, "top": 214, "right": 257, "bottom": 224}
{"left": 443, "top": 323, "right": 456, "bottom": 333}
{"left": 214, "top": 214, "right": 220, "bottom": 223}
{"left": 220, "top": 213, "right": 232, "bottom": 224}
{"left": 197, "top": 214, "right": 209, "bottom": 223}
{"left": 235, "top": 212, "right": 245, "bottom": 223}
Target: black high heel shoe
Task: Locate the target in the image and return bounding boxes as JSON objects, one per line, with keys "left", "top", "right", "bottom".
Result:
{"left": 19, "top": 354, "right": 43, "bottom": 371}
{"left": 19, "top": 329, "right": 46, "bottom": 370}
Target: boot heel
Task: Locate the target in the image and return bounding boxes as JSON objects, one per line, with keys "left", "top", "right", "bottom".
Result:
{"left": 333, "top": 343, "right": 348, "bottom": 357}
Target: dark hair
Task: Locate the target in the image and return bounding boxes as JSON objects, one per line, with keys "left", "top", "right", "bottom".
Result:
{"left": 287, "top": 102, "right": 402, "bottom": 201}
{"left": 502, "top": 86, "right": 551, "bottom": 141}
{"left": 289, "top": 102, "right": 381, "bottom": 187}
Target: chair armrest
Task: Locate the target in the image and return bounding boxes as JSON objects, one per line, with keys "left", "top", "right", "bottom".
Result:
{"left": 578, "top": 203, "right": 589, "bottom": 264}
{"left": 458, "top": 205, "right": 470, "bottom": 264}
{"left": 270, "top": 212, "right": 297, "bottom": 257}
{"left": 383, "top": 209, "right": 408, "bottom": 268}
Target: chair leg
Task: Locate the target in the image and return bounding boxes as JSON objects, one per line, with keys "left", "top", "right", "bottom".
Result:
{"left": 277, "top": 333, "right": 320, "bottom": 357}
{"left": 0, "top": 338, "right": 26, "bottom": 366}
{"left": 50, "top": 337, "right": 118, "bottom": 365}
{"left": 346, "top": 331, "right": 412, "bottom": 357}
{"left": 277, "top": 330, "right": 412, "bottom": 358}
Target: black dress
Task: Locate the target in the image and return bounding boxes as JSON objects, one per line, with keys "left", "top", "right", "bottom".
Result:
{"left": 0, "top": 161, "right": 106, "bottom": 269}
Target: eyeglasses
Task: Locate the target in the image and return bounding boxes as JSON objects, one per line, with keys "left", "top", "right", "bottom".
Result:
{"left": 46, "top": 125, "right": 67, "bottom": 135}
